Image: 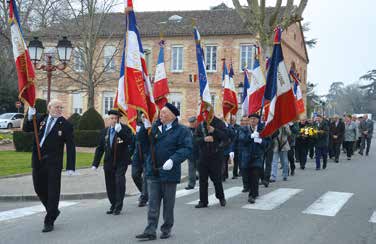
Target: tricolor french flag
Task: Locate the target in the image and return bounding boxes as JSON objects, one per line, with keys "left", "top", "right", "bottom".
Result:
{"left": 222, "top": 61, "right": 238, "bottom": 118}
{"left": 290, "top": 68, "right": 305, "bottom": 114}
{"left": 153, "top": 40, "right": 169, "bottom": 110}
{"left": 260, "top": 27, "right": 297, "bottom": 138}
{"left": 194, "top": 26, "right": 213, "bottom": 123}
{"left": 241, "top": 69, "right": 251, "bottom": 116}
{"left": 9, "top": 0, "right": 36, "bottom": 107}
{"left": 249, "top": 46, "right": 266, "bottom": 115}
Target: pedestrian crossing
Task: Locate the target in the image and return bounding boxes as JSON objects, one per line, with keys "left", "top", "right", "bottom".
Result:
{"left": 186, "top": 187, "right": 243, "bottom": 206}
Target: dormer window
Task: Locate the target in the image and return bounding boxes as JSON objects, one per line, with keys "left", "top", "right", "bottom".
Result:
{"left": 168, "top": 15, "right": 183, "bottom": 23}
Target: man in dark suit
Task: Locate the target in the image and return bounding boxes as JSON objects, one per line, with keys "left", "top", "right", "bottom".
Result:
{"left": 329, "top": 115, "right": 345, "bottom": 163}
{"left": 92, "top": 109, "right": 133, "bottom": 215}
{"left": 24, "top": 99, "right": 76, "bottom": 233}
{"left": 314, "top": 115, "right": 329, "bottom": 170}
{"left": 359, "top": 114, "right": 374, "bottom": 156}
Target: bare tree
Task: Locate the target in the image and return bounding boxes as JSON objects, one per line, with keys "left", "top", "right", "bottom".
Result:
{"left": 359, "top": 69, "right": 376, "bottom": 97}
{"left": 232, "top": 0, "right": 308, "bottom": 54}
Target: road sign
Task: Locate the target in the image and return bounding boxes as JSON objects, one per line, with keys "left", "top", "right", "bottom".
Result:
{"left": 15, "top": 101, "right": 22, "bottom": 108}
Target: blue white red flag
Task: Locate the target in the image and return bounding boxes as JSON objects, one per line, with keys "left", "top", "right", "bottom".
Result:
{"left": 222, "top": 61, "right": 238, "bottom": 118}
{"left": 249, "top": 46, "right": 266, "bottom": 115}
{"left": 8, "top": 0, "right": 36, "bottom": 107}
{"left": 153, "top": 40, "right": 169, "bottom": 110}
{"left": 260, "top": 27, "right": 297, "bottom": 137}
{"left": 241, "top": 69, "right": 251, "bottom": 116}
{"left": 290, "top": 68, "right": 305, "bottom": 114}
{"left": 194, "top": 26, "right": 213, "bottom": 123}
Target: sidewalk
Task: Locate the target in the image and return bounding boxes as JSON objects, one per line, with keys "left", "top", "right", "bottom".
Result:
{"left": 0, "top": 160, "right": 190, "bottom": 202}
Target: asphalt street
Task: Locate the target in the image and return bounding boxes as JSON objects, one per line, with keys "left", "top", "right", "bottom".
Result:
{"left": 0, "top": 143, "right": 376, "bottom": 244}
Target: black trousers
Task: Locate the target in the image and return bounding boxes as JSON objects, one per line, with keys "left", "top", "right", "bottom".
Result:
{"left": 104, "top": 164, "right": 128, "bottom": 211}
{"left": 248, "top": 167, "right": 261, "bottom": 199}
{"left": 222, "top": 155, "right": 229, "bottom": 180}
{"left": 132, "top": 163, "right": 148, "bottom": 202}
{"left": 296, "top": 145, "right": 308, "bottom": 168}
{"left": 233, "top": 154, "right": 239, "bottom": 177}
{"left": 260, "top": 148, "right": 273, "bottom": 182}
{"left": 360, "top": 136, "right": 372, "bottom": 155}
{"left": 343, "top": 141, "right": 354, "bottom": 158}
{"left": 32, "top": 165, "right": 62, "bottom": 225}
{"left": 242, "top": 167, "right": 249, "bottom": 190}
{"left": 333, "top": 142, "right": 341, "bottom": 161}
{"left": 199, "top": 157, "right": 225, "bottom": 204}
{"left": 288, "top": 146, "right": 296, "bottom": 173}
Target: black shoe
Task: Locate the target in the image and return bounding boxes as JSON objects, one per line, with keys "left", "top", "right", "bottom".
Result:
{"left": 160, "top": 232, "right": 171, "bottom": 239}
{"left": 113, "top": 209, "right": 121, "bottom": 215}
{"left": 138, "top": 201, "right": 147, "bottom": 207}
{"left": 219, "top": 199, "right": 226, "bottom": 207}
{"left": 135, "top": 233, "right": 156, "bottom": 240}
{"left": 248, "top": 197, "right": 255, "bottom": 204}
{"left": 232, "top": 176, "right": 238, "bottom": 179}
{"left": 335, "top": 159, "right": 339, "bottom": 163}
{"left": 359, "top": 151, "right": 363, "bottom": 156}
{"left": 262, "top": 180, "right": 269, "bottom": 188}
{"left": 300, "top": 166, "right": 305, "bottom": 170}
{"left": 323, "top": 165, "right": 326, "bottom": 169}
{"left": 185, "top": 186, "right": 194, "bottom": 190}
{"left": 106, "top": 209, "right": 114, "bottom": 214}
{"left": 283, "top": 177, "right": 287, "bottom": 181}
{"left": 291, "top": 170, "right": 295, "bottom": 176}
{"left": 269, "top": 179, "right": 276, "bottom": 183}
{"left": 42, "top": 223, "right": 54, "bottom": 233}
{"left": 195, "top": 202, "right": 208, "bottom": 208}
{"left": 242, "top": 188, "right": 249, "bottom": 193}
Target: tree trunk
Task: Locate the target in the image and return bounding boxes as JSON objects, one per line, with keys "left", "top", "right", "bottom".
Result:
{"left": 87, "top": 83, "right": 95, "bottom": 109}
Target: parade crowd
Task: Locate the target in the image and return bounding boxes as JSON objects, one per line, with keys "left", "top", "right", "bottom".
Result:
{"left": 23, "top": 100, "right": 373, "bottom": 240}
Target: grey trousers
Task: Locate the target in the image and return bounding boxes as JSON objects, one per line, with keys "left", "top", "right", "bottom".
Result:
{"left": 144, "top": 180, "right": 177, "bottom": 235}
{"left": 187, "top": 159, "right": 197, "bottom": 188}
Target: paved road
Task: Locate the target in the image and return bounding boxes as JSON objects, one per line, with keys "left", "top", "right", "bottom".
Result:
{"left": 0, "top": 142, "right": 375, "bottom": 244}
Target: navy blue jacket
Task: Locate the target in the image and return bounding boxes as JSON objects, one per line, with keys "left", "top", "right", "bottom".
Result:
{"left": 145, "top": 119, "right": 192, "bottom": 183}
{"left": 132, "top": 124, "right": 150, "bottom": 166}
{"left": 237, "top": 125, "right": 268, "bottom": 168}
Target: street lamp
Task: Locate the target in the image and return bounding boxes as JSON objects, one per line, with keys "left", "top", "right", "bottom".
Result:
{"left": 28, "top": 36, "right": 73, "bottom": 104}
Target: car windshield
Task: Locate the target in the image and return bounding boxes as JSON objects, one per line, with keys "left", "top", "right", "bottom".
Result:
{"left": 0, "top": 114, "right": 14, "bottom": 119}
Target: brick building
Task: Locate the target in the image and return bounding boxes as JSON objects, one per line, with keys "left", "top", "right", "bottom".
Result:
{"left": 33, "top": 5, "right": 309, "bottom": 124}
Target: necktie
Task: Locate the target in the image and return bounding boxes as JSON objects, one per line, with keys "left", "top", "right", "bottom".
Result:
{"left": 110, "top": 128, "right": 115, "bottom": 147}
{"left": 45, "top": 117, "right": 54, "bottom": 136}
{"left": 162, "top": 125, "right": 166, "bottom": 133}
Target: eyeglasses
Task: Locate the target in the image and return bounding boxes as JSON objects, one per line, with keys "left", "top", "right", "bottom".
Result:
{"left": 53, "top": 106, "right": 64, "bottom": 110}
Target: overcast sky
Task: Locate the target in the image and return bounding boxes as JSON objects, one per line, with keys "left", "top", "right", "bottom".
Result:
{"left": 121, "top": 0, "right": 376, "bottom": 95}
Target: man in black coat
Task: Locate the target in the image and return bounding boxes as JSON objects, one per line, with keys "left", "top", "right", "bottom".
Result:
{"left": 92, "top": 109, "right": 133, "bottom": 215}
{"left": 195, "top": 116, "right": 229, "bottom": 208}
{"left": 185, "top": 116, "right": 199, "bottom": 190}
{"left": 329, "top": 115, "right": 345, "bottom": 163}
{"left": 23, "top": 99, "right": 76, "bottom": 233}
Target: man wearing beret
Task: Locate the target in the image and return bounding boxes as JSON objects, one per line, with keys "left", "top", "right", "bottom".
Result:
{"left": 195, "top": 115, "right": 229, "bottom": 208}
{"left": 92, "top": 109, "right": 133, "bottom": 215}
{"left": 136, "top": 103, "right": 192, "bottom": 240}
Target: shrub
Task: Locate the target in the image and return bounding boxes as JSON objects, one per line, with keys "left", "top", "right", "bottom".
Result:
{"left": 35, "top": 98, "right": 47, "bottom": 115}
{"left": 78, "top": 108, "right": 105, "bottom": 130}
{"left": 74, "top": 130, "right": 101, "bottom": 147}
{"left": 68, "top": 113, "right": 81, "bottom": 130}
{"left": 13, "top": 131, "right": 34, "bottom": 152}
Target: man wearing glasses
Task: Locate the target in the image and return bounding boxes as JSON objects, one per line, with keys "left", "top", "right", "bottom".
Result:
{"left": 24, "top": 99, "right": 76, "bottom": 233}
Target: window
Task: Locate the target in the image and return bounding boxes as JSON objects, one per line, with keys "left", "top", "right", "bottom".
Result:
{"left": 103, "top": 46, "right": 116, "bottom": 72}
{"left": 240, "top": 44, "right": 254, "bottom": 71}
{"left": 74, "top": 48, "right": 84, "bottom": 72}
{"left": 168, "top": 93, "right": 182, "bottom": 114}
{"left": 205, "top": 45, "right": 217, "bottom": 72}
{"left": 72, "top": 93, "right": 83, "bottom": 114}
{"left": 42, "top": 90, "right": 56, "bottom": 101}
{"left": 144, "top": 48, "right": 152, "bottom": 74}
{"left": 171, "top": 46, "right": 183, "bottom": 72}
{"left": 102, "top": 92, "right": 115, "bottom": 115}
{"left": 211, "top": 93, "right": 216, "bottom": 108}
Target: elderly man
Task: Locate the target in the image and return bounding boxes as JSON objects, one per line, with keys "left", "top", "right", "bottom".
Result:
{"left": 136, "top": 103, "right": 192, "bottom": 240}
{"left": 92, "top": 110, "right": 133, "bottom": 215}
{"left": 185, "top": 116, "right": 199, "bottom": 190}
{"left": 359, "top": 114, "right": 374, "bottom": 156}
{"left": 314, "top": 115, "right": 329, "bottom": 170}
{"left": 329, "top": 115, "right": 345, "bottom": 163}
{"left": 23, "top": 99, "right": 76, "bottom": 232}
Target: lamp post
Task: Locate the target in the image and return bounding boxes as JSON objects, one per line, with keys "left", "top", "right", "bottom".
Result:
{"left": 28, "top": 36, "right": 73, "bottom": 104}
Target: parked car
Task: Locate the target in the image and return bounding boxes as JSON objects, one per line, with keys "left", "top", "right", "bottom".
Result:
{"left": 0, "top": 113, "right": 24, "bottom": 129}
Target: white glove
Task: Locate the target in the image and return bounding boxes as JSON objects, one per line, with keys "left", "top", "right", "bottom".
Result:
{"left": 136, "top": 125, "right": 141, "bottom": 133}
{"left": 143, "top": 119, "right": 151, "bottom": 129}
{"left": 67, "top": 170, "right": 75, "bottom": 176}
{"left": 162, "top": 159, "right": 173, "bottom": 171}
{"left": 251, "top": 131, "right": 259, "bottom": 139}
{"left": 91, "top": 166, "right": 97, "bottom": 171}
{"left": 254, "top": 138, "right": 262, "bottom": 144}
{"left": 229, "top": 152, "right": 234, "bottom": 161}
{"left": 115, "top": 123, "right": 122, "bottom": 132}
{"left": 28, "top": 107, "right": 36, "bottom": 120}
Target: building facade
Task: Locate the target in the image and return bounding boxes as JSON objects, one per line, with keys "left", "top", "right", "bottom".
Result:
{"left": 33, "top": 6, "right": 309, "bottom": 124}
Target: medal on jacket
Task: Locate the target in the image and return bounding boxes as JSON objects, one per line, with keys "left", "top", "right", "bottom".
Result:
{"left": 39, "top": 121, "right": 46, "bottom": 130}
{"left": 58, "top": 131, "right": 62, "bottom": 136}
{"left": 117, "top": 138, "right": 123, "bottom": 144}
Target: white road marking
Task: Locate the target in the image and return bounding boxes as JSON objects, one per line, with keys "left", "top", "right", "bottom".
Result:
{"left": 0, "top": 201, "right": 78, "bottom": 222}
{"left": 175, "top": 188, "right": 199, "bottom": 199}
{"left": 242, "top": 188, "right": 303, "bottom": 210}
{"left": 187, "top": 186, "right": 243, "bottom": 206}
{"left": 302, "top": 191, "right": 353, "bottom": 217}
{"left": 369, "top": 211, "right": 376, "bottom": 223}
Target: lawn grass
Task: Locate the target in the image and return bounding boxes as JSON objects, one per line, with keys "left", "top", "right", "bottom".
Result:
{"left": 0, "top": 151, "right": 95, "bottom": 177}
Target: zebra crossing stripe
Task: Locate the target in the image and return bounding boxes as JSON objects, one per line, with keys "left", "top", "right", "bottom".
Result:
{"left": 302, "top": 191, "right": 353, "bottom": 217}
{"left": 0, "top": 201, "right": 78, "bottom": 222}
{"left": 369, "top": 211, "right": 376, "bottom": 223}
{"left": 242, "top": 188, "right": 303, "bottom": 210}
{"left": 176, "top": 188, "right": 199, "bottom": 199}
{"left": 186, "top": 187, "right": 243, "bottom": 206}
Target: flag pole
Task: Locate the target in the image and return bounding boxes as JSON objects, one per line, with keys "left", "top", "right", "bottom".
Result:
{"left": 32, "top": 115, "right": 42, "bottom": 160}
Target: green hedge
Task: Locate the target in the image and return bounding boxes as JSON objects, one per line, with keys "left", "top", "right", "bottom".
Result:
{"left": 74, "top": 130, "right": 101, "bottom": 147}
{"left": 68, "top": 113, "right": 81, "bottom": 130}
{"left": 78, "top": 108, "right": 105, "bottom": 130}
{"left": 13, "top": 131, "right": 34, "bottom": 152}
{"left": 35, "top": 98, "right": 47, "bottom": 114}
